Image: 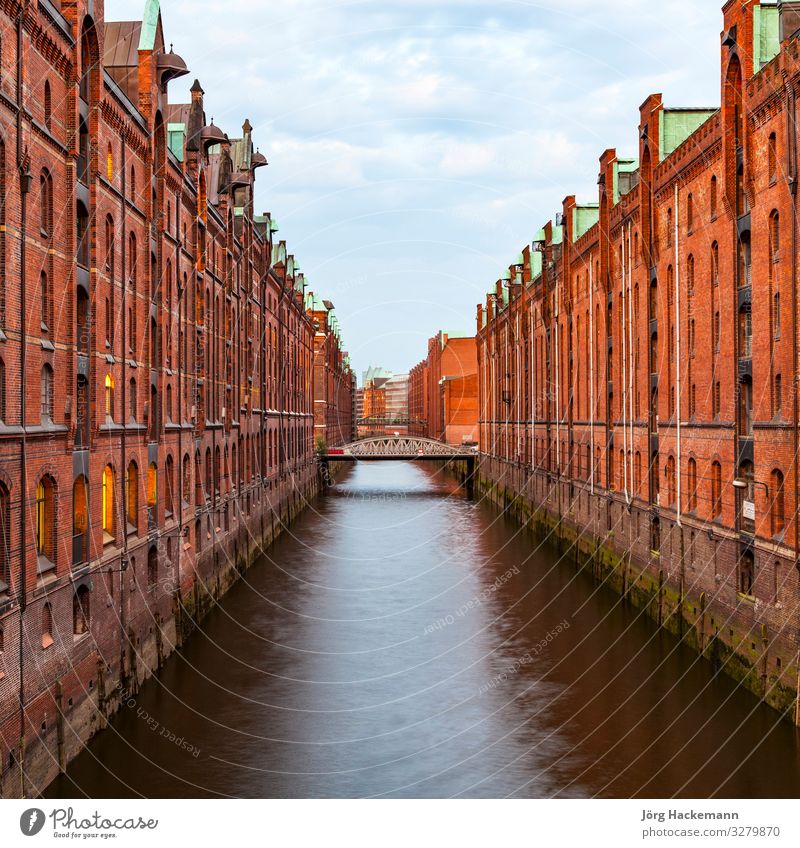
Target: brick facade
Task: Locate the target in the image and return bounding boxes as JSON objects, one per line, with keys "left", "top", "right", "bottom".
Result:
{"left": 476, "top": 0, "right": 800, "bottom": 720}
{"left": 409, "top": 331, "right": 478, "bottom": 445}
{"left": 0, "top": 0, "right": 351, "bottom": 797}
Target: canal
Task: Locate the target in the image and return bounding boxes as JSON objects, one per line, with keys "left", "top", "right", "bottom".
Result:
{"left": 46, "top": 462, "right": 800, "bottom": 798}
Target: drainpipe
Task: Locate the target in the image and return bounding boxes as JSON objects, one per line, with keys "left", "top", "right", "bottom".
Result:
{"left": 555, "top": 288, "right": 560, "bottom": 474}
{"left": 516, "top": 312, "right": 521, "bottom": 462}
{"left": 622, "top": 220, "right": 629, "bottom": 501}
{"left": 787, "top": 80, "right": 800, "bottom": 725}
{"left": 589, "top": 258, "right": 594, "bottom": 494}
{"left": 16, "top": 8, "right": 28, "bottom": 796}
{"left": 628, "top": 224, "right": 635, "bottom": 498}
{"left": 530, "top": 307, "right": 535, "bottom": 470}
{"left": 120, "top": 138, "right": 128, "bottom": 679}
{"left": 674, "top": 183, "right": 682, "bottom": 527}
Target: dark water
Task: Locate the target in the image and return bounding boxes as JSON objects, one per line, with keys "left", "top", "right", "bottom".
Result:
{"left": 45, "top": 463, "right": 800, "bottom": 798}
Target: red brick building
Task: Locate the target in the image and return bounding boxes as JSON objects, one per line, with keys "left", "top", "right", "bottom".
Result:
{"left": 306, "top": 293, "right": 354, "bottom": 448}
{"left": 0, "top": 0, "right": 351, "bottom": 796}
{"left": 477, "top": 0, "right": 800, "bottom": 719}
{"left": 410, "top": 331, "right": 478, "bottom": 445}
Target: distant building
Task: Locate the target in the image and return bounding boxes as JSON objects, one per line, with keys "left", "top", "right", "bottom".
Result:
{"left": 409, "top": 332, "right": 478, "bottom": 445}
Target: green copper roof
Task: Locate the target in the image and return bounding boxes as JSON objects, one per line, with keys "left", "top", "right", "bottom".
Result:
{"left": 138, "top": 0, "right": 161, "bottom": 50}
{"left": 167, "top": 123, "right": 184, "bottom": 162}
{"left": 551, "top": 223, "right": 563, "bottom": 246}
{"left": 572, "top": 204, "right": 599, "bottom": 241}
{"left": 754, "top": 2, "right": 780, "bottom": 71}
{"left": 659, "top": 109, "right": 716, "bottom": 162}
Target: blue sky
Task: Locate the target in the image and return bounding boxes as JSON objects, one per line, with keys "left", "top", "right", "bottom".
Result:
{"left": 108, "top": 0, "right": 722, "bottom": 377}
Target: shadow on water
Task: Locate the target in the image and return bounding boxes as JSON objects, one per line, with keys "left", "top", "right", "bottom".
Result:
{"left": 45, "top": 462, "right": 800, "bottom": 798}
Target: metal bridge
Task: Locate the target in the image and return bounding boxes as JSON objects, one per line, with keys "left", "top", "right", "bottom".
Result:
{"left": 319, "top": 436, "right": 477, "bottom": 494}
{"left": 320, "top": 435, "right": 478, "bottom": 461}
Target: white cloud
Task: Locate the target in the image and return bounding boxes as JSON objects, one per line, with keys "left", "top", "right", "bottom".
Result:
{"left": 107, "top": 0, "right": 724, "bottom": 373}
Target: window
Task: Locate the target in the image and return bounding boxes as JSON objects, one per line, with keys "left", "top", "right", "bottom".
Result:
{"left": 710, "top": 175, "right": 718, "bottom": 218}
{"left": 768, "top": 132, "right": 777, "bottom": 183}
{"left": 182, "top": 453, "right": 191, "bottom": 506}
{"left": 713, "top": 380, "right": 721, "bottom": 418}
{"left": 73, "top": 586, "right": 90, "bottom": 636}
{"left": 102, "top": 465, "right": 115, "bottom": 542}
{"left": 666, "top": 208, "right": 673, "bottom": 246}
{"left": 39, "top": 172, "right": 52, "bottom": 236}
{"left": 35, "top": 476, "right": 55, "bottom": 563}
{"left": 666, "top": 455, "right": 676, "bottom": 506}
{"left": 130, "top": 165, "right": 136, "bottom": 202}
{"left": 739, "top": 377, "right": 753, "bottom": 436}
{"left": 106, "top": 143, "right": 113, "bottom": 182}
{"left": 44, "top": 81, "right": 52, "bottom": 130}
{"left": 128, "top": 232, "right": 137, "bottom": 288}
{"left": 773, "top": 292, "right": 781, "bottom": 339}
{"left": 713, "top": 311, "right": 720, "bottom": 353}
{"left": 687, "top": 458, "right": 697, "bottom": 511}
{"left": 738, "top": 305, "right": 752, "bottom": 358}
{"left": 104, "top": 374, "right": 114, "bottom": 418}
{"left": 770, "top": 211, "right": 780, "bottom": 264}
{"left": 129, "top": 378, "right": 136, "bottom": 421}
{"left": 739, "top": 551, "right": 754, "bottom": 597}
{"left": 42, "top": 603, "right": 53, "bottom": 649}
{"left": 72, "top": 475, "right": 88, "bottom": 566}
{"left": 687, "top": 193, "right": 693, "bottom": 233}
{"left": 76, "top": 201, "right": 89, "bottom": 267}
{"left": 711, "top": 461, "right": 722, "bottom": 518}
{"left": 165, "top": 455, "right": 175, "bottom": 517}
{"left": 771, "top": 469, "right": 785, "bottom": 536}
{"left": 687, "top": 254, "right": 694, "bottom": 296}
{"left": 147, "top": 547, "right": 158, "bottom": 588}
{"left": 711, "top": 242, "right": 719, "bottom": 286}
{"left": 126, "top": 462, "right": 138, "bottom": 531}
{"left": 40, "top": 364, "right": 53, "bottom": 421}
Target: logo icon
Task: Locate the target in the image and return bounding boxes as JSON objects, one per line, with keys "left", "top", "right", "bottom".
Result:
{"left": 20, "top": 809, "right": 46, "bottom": 836}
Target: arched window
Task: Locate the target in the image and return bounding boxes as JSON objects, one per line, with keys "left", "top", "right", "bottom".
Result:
{"left": 35, "top": 476, "right": 56, "bottom": 564}
{"left": 182, "top": 453, "right": 191, "bottom": 506}
{"left": 44, "top": 80, "right": 52, "bottom": 130}
{"left": 73, "top": 586, "right": 90, "bottom": 635}
{"left": 686, "top": 193, "right": 693, "bottom": 233}
{"left": 165, "top": 455, "right": 175, "bottom": 517}
{"left": 739, "top": 551, "right": 754, "bottom": 596}
{"left": 126, "top": 461, "right": 138, "bottom": 530}
{"left": 710, "top": 175, "right": 717, "bottom": 218}
{"left": 147, "top": 462, "right": 157, "bottom": 510}
{"left": 686, "top": 254, "right": 694, "bottom": 295}
{"left": 129, "top": 377, "right": 136, "bottom": 421}
{"left": 39, "top": 172, "right": 52, "bottom": 236}
{"left": 42, "top": 602, "right": 53, "bottom": 649}
{"left": 687, "top": 458, "right": 697, "bottom": 511}
{"left": 106, "top": 142, "right": 113, "bottom": 182}
{"left": 666, "top": 455, "right": 676, "bottom": 506}
{"left": 711, "top": 242, "right": 719, "bottom": 286}
{"left": 774, "top": 373, "right": 782, "bottom": 417}
{"left": 40, "top": 364, "right": 53, "bottom": 421}
{"left": 104, "top": 373, "right": 114, "bottom": 418}
{"left": 102, "top": 465, "right": 115, "bottom": 541}
{"left": 711, "top": 461, "right": 722, "bottom": 518}
{"left": 768, "top": 132, "right": 777, "bottom": 183}
{"left": 771, "top": 469, "right": 785, "bottom": 536}
{"left": 72, "top": 475, "right": 89, "bottom": 566}
{"left": 39, "top": 271, "right": 50, "bottom": 333}
{"left": 130, "top": 165, "right": 136, "bottom": 201}
{"left": 128, "top": 232, "right": 137, "bottom": 289}
{"left": 770, "top": 211, "right": 780, "bottom": 264}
